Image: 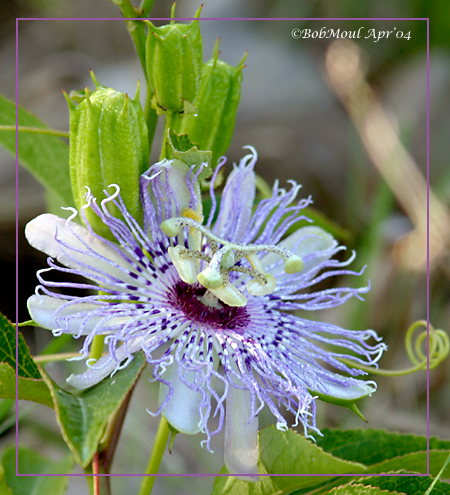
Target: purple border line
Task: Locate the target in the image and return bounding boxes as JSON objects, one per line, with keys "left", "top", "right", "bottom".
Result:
{"left": 15, "top": 473, "right": 428, "bottom": 478}
{"left": 15, "top": 15, "right": 20, "bottom": 481}
{"left": 426, "top": 17, "right": 430, "bottom": 477}
{"left": 16, "top": 17, "right": 428, "bottom": 21}
{"left": 15, "top": 16, "right": 431, "bottom": 479}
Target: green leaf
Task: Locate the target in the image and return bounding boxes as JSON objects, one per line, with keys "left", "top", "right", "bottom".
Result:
{"left": 0, "top": 93, "right": 74, "bottom": 207}
{"left": 168, "top": 129, "right": 195, "bottom": 152}
{"left": 211, "top": 426, "right": 366, "bottom": 495}
{"left": 367, "top": 451, "right": 450, "bottom": 478}
{"left": 355, "top": 472, "right": 450, "bottom": 495}
{"left": 0, "top": 363, "right": 53, "bottom": 408}
{"left": 0, "top": 312, "right": 40, "bottom": 379}
{"left": 316, "top": 429, "right": 450, "bottom": 466}
{"left": 325, "top": 483, "right": 402, "bottom": 494}
{"left": 0, "top": 313, "right": 52, "bottom": 407}
{"left": 41, "top": 352, "right": 146, "bottom": 467}
{"left": 1, "top": 445, "right": 74, "bottom": 495}
{"left": 166, "top": 129, "right": 213, "bottom": 180}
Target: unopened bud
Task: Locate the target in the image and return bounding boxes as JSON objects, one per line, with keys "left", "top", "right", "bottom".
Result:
{"left": 173, "top": 40, "right": 246, "bottom": 167}
{"left": 145, "top": 5, "right": 203, "bottom": 115}
{"left": 65, "top": 71, "right": 149, "bottom": 238}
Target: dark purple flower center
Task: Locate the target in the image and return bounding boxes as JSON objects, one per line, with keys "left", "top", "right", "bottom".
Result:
{"left": 168, "top": 281, "right": 250, "bottom": 332}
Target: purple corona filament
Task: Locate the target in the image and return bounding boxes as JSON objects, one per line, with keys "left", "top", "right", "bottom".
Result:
{"left": 26, "top": 147, "right": 386, "bottom": 480}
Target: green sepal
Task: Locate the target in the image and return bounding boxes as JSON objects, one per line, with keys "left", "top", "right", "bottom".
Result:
{"left": 17, "top": 320, "right": 38, "bottom": 327}
{"left": 166, "top": 129, "right": 212, "bottom": 181}
{"left": 310, "top": 385, "right": 375, "bottom": 422}
{"left": 313, "top": 390, "right": 368, "bottom": 422}
{"left": 172, "top": 40, "right": 246, "bottom": 168}
{"left": 145, "top": 6, "right": 203, "bottom": 114}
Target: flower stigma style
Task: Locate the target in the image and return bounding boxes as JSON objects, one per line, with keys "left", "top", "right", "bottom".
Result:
{"left": 26, "top": 147, "right": 386, "bottom": 481}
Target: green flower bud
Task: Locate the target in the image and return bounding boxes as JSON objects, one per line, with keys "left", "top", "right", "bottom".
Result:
{"left": 64, "top": 72, "right": 149, "bottom": 238}
{"left": 145, "top": 5, "right": 203, "bottom": 115}
{"left": 173, "top": 40, "right": 246, "bottom": 167}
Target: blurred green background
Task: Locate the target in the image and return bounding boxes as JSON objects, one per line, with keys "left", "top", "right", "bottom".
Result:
{"left": 0, "top": 0, "right": 448, "bottom": 494}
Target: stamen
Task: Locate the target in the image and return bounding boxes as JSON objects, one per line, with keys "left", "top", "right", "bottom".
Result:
{"left": 197, "top": 266, "right": 224, "bottom": 289}
{"left": 247, "top": 273, "right": 276, "bottom": 296}
{"left": 161, "top": 216, "right": 305, "bottom": 305}
{"left": 209, "top": 281, "right": 247, "bottom": 307}
{"left": 167, "top": 246, "right": 197, "bottom": 284}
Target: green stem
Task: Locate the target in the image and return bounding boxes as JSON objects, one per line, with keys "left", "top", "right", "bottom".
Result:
{"left": 17, "top": 320, "right": 36, "bottom": 327}
{"left": 40, "top": 332, "right": 73, "bottom": 355}
{"left": 144, "top": 87, "right": 158, "bottom": 153}
{"left": 424, "top": 452, "right": 450, "bottom": 495}
{"left": 89, "top": 335, "right": 105, "bottom": 362}
{"left": 337, "top": 357, "right": 427, "bottom": 377}
{"left": 0, "top": 125, "right": 69, "bottom": 138}
{"left": 255, "top": 174, "right": 273, "bottom": 200}
{"left": 116, "top": 0, "right": 148, "bottom": 78}
{"left": 139, "top": 0, "right": 155, "bottom": 17}
{"left": 33, "top": 352, "right": 107, "bottom": 364}
{"left": 125, "top": 19, "right": 148, "bottom": 78}
{"left": 138, "top": 417, "right": 170, "bottom": 495}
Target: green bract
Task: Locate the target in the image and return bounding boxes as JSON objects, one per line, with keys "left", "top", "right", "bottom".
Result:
{"left": 64, "top": 72, "right": 148, "bottom": 238}
{"left": 145, "top": 6, "right": 203, "bottom": 115}
{"left": 173, "top": 41, "right": 246, "bottom": 168}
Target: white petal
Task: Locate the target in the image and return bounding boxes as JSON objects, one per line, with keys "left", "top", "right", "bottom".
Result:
{"left": 27, "top": 294, "right": 131, "bottom": 335}
{"left": 262, "top": 226, "right": 336, "bottom": 275}
{"left": 150, "top": 159, "right": 202, "bottom": 221}
{"left": 224, "top": 386, "right": 259, "bottom": 482}
{"left": 25, "top": 214, "right": 138, "bottom": 286}
{"left": 159, "top": 363, "right": 203, "bottom": 434}
{"left": 66, "top": 335, "right": 143, "bottom": 389}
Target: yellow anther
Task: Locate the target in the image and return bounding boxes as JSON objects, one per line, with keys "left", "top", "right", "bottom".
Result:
{"left": 182, "top": 207, "right": 204, "bottom": 252}
{"left": 182, "top": 207, "right": 204, "bottom": 232}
